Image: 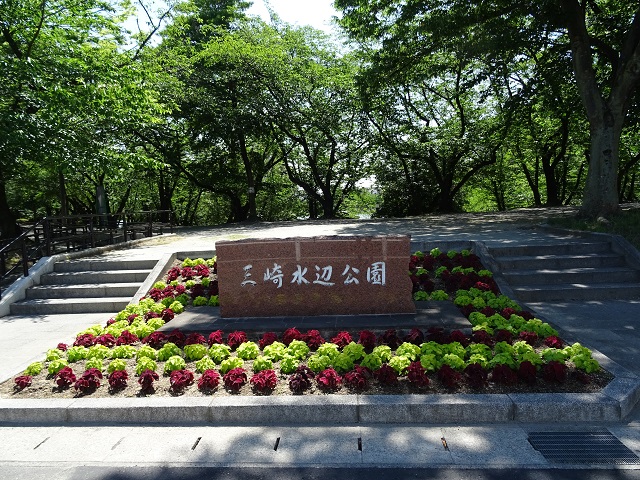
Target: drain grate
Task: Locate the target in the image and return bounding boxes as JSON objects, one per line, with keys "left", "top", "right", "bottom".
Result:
{"left": 528, "top": 430, "right": 640, "bottom": 465}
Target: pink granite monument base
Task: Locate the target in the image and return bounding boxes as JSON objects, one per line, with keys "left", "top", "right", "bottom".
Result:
{"left": 216, "top": 236, "right": 415, "bottom": 318}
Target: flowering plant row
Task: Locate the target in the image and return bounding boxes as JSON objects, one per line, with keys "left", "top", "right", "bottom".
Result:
{"left": 14, "top": 323, "right": 602, "bottom": 396}
{"left": 11, "top": 252, "right": 605, "bottom": 396}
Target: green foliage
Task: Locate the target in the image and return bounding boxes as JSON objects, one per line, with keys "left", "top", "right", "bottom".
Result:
{"left": 286, "top": 340, "right": 311, "bottom": 360}
{"left": 137, "top": 346, "right": 158, "bottom": 360}
{"left": 441, "top": 353, "right": 466, "bottom": 370}
{"left": 388, "top": 355, "right": 411, "bottom": 375}
{"left": 110, "top": 345, "right": 137, "bottom": 359}
{"left": 396, "top": 342, "right": 421, "bottom": 361}
{"left": 219, "top": 357, "right": 244, "bottom": 374}
{"left": 164, "top": 355, "right": 187, "bottom": 374}
{"left": 252, "top": 356, "right": 273, "bottom": 372}
{"left": 184, "top": 344, "right": 208, "bottom": 361}
{"left": 333, "top": 353, "right": 355, "bottom": 373}
{"left": 47, "top": 359, "right": 68, "bottom": 375}
{"left": 208, "top": 344, "right": 232, "bottom": 364}
{"left": 540, "top": 348, "right": 569, "bottom": 363}
{"left": 136, "top": 357, "right": 157, "bottom": 375}
{"left": 195, "top": 356, "right": 217, "bottom": 373}
{"left": 359, "top": 353, "right": 382, "bottom": 371}
{"left": 315, "top": 343, "right": 339, "bottom": 361}
{"left": 46, "top": 349, "right": 62, "bottom": 361}
{"left": 67, "top": 346, "right": 89, "bottom": 363}
{"left": 342, "top": 342, "right": 365, "bottom": 362}
{"left": 371, "top": 345, "right": 392, "bottom": 363}
{"left": 157, "top": 343, "right": 182, "bottom": 361}
{"left": 307, "top": 354, "right": 332, "bottom": 373}
{"left": 279, "top": 355, "right": 300, "bottom": 374}
{"left": 430, "top": 290, "right": 449, "bottom": 301}
{"left": 86, "top": 358, "right": 104, "bottom": 371}
{"left": 236, "top": 342, "right": 260, "bottom": 360}
{"left": 263, "top": 342, "right": 287, "bottom": 361}
{"left": 87, "top": 345, "right": 110, "bottom": 360}
{"left": 25, "top": 362, "right": 44, "bottom": 376}
{"left": 108, "top": 359, "right": 127, "bottom": 374}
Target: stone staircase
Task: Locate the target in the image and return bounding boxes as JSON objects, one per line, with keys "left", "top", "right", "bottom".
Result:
{"left": 489, "top": 240, "right": 640, "bottom": 302}
{"left": 10, "top": 258, "right": 157, "bottom": 315}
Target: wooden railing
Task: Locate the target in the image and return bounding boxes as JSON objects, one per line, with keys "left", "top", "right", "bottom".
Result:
{"left": 0, "top": 210, "right": 174, "bottom": 299}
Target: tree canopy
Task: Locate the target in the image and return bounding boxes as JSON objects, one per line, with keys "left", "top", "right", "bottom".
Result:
{"left": 0, "top": 0, "right": 639, "bottom": 238}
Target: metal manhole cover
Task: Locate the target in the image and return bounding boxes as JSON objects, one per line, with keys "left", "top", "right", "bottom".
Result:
{"left": 528, "top": 430, "right": 640, "bottom": 465}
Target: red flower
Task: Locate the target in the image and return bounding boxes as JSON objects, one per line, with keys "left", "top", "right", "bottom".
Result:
{"left": 305, "top": 330, "right": 325, "bottom": 351}
{"left": 138, "top": 369, "right": 159, "bottom": 393}
{"left": 96, "top": 334, "right": 116, "bottom": 347}
{"left": 518, "top": 331, "right": 539, "bottom": 346}
{"left": 74, "top": 368, "right": 103, "bottom": 394}
{"left": 223, "top": 368, "right": 247, "bottom": 393}
{"left": 167, "top": 329, "right": 186, "bottom": 348}
{"left": 161, "top": 308, "right": 175, "bottom": 322}
{"left": 180, "top": 266, "right": 196, "bottom": 280}
{"left": 404, "top": 328, "right": 424, "bottom": 345}
{"left": 289, "top": 365, "right": 314, "bottom": 394}
{"left": 227, "top": 331, "right": 247, "bottom": 350}
{"left": 464, "top": 363, "right": 487, "bottom": 389}
{"left": 108, "top": 370, "right": 129, "bottom": 390}
{"left": 518, "top": 361, "right": 537, "bottom": 385}
{"left": 116, "top": 330, "right": 139, "bottom": 346}
{"left": 316, "top": 368, "right": 342, "bottom": 391}
{"left": 544, "top": 336, "right": 564, "bottom": 349}
{"left": 259, "top": 332, "right": 279, "bottom": 349}
{"left": 73, "top": 333, "right": 96, "bottom": 347}
{"left": 250, "top": 370, "right": 278, "bottom": 394}
{"left": 438, "top": 364, "right": 462, "bottom": 388}
{"left": 378, "top": 329, "right": 401, "bottom": 349}
{"left": 543, "top": 361, "right": 567, "bottom": 383}
{"left": 184, "top": 333, "right": 207, "bottom": 345}
{"left": 374, "top": 364, "right": 399, "bottom": 386}
{"left": 55, "top": 367, "right": 76, "bottom": 389}
{"left": 358, "top": 330, "right": 377, "bottom": 352}
{"left": 169, "top": 369, "right": 194, "bottom": 393}
{"left": 491, "top": 365, "right": 518, "bottom": 385}
{"left": 343, "top": 366, "right": 370, "bottom": 391}
{"left": 14, "top": 375, "right": 32, "bottom": 390}
{"left": 331, "top": 331, "right": 352, "bottom": 349}
{"left": 208, "top": 330, "right": 224, "bottom": 346}
{"left": 143, "top": 332, "right": 168, "bottom": 349}
{"left": 283, "top": 328, "right": 303, "bottom": 346}
{"left": 197, "top": 370, "right": 221, "bottom": 391}
{"left": 448, "top": 330, "right": 470, "bottom": 346}
{"left": 407, "top": 362, "right": 430, "bottom": 388}
{"left": 493, "top": 329, "right": 513, "bottom": 344}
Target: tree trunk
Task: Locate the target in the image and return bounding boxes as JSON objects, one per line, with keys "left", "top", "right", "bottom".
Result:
{"left": 580, "top": 119, "right": 622, "bottom": 217}
{"left": 58, "top": 170, "right": 68, "bottom": 217}
{"left": 0, "top": 178, "right": 20, "bottom": 239}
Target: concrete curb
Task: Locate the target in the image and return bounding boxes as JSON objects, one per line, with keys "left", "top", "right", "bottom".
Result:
{"left": 1, "top": 372, "right": 638, "bottom": 426}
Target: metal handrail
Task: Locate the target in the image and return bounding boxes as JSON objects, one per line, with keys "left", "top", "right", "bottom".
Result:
{"left": 0, "top": 210, "right": 174, "bottom": 300}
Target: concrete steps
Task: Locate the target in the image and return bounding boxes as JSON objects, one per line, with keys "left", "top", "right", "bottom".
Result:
{"left": 490, "top": 241, "right": 640, "bottom": 302}
{"left": 10, "top": 258, "right": 157, "bottom": 315}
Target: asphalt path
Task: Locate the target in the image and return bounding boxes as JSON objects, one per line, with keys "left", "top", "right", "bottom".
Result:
{"left": 2, "top": 466, "right": 640, "bottom": 480}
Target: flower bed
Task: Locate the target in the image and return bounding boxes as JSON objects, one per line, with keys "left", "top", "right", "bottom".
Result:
{"left": 2, "top": 250, "right": 612, "bottom": 399}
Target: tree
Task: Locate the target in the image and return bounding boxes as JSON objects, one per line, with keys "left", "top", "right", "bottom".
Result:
{"left": 335, "top": 0, "right": 640, "bottom": 218}
{"left": 361, "top": 48, "right": 510, "bottom": 214}
{"left": 0, "top": 0, "right": 163, "bottom": 237}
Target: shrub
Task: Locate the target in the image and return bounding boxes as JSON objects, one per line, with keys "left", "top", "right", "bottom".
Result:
{"left": 197, "top": 370, "right": 221, "bottom": 391}
{"left": 223, "top": 368, "right": 247, "bottom": 393}
{"left": 250, "top": 369, "right": 278, "bottom": 394}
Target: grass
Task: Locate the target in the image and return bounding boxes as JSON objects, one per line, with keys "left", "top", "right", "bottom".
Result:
{"left": 547, "top": 204, "right": 640, "bottom": 250}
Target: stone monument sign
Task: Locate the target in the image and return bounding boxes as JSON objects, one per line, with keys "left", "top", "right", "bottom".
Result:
{"left": 216, "top": 236, "right": 415, "bottom": 317}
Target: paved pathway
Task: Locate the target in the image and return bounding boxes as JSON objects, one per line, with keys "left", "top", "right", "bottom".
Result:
{"left": 1, "top": 209, "right": 640, "bottom": 477}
